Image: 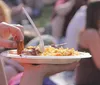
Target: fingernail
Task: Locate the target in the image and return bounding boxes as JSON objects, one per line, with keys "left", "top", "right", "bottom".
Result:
{"left": 17, "top": 24, "right": 21, "bottom": 26}
{"left": 17, "top": 24, "right": 23, "bottom": 27}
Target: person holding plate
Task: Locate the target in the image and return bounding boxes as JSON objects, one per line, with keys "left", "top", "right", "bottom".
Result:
{"left": 0, "top": 22, "right": 78, "bottom": 85}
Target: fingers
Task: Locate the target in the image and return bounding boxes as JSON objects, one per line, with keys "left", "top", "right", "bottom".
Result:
{"left": 1, "top": 22, "right": 24, "bottom": 41}
{"left": 58, "top": 62, "right": 79, "bottom": 71}
{"left": 21, "top": 63, "right": 37, "bottom": 72}
{"left": 0, "top": 38, "right": 17, "bottom": 48}
{"left": 10, "top": 24, "right": 24, "bottom": 41}
{"left": 21, "top": 63, "right": 32, "bottom": 67}
{"left": 14, "top": 24, "right": 24, "bottom": 33}
{"left": 19, "top": 62, "right": 79, "bottom": 77}
{"left": 43, "top": 62, "right": 79, "bottom": 76}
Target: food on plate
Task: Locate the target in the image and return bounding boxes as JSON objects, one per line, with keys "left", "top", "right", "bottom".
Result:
{"left": 21, "top": 46, "right": 79, "bottom": 56}
{"left": 22, "top": 46, "right": 41, "bottom": 56}
{"left": 17, "top": 40, "right": 24, "bottom": 54}
{"left": 16, "top": 40, "right": 78, "bottom": 56}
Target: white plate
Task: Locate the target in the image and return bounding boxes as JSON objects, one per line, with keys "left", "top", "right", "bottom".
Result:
{"left": 1, "top": 50, "right": 92, "bottom": 64}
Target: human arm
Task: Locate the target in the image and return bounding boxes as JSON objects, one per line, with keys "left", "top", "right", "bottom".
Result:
{"left": 11, "top": 4, "right": 23, "bottom": 15}
{"left": 4, "top": 0, "right": 23, "bottom": 15}
{"left": 79, "top": 29, "right": 100, "bottom": 69}
{"left": 0, "top": 22, "right": 24, "bottom": 48}
{"left": 55, "top": 0, "right": 75, "bottom": 16}
{"left": 20, "top": 62, "right": 78, "bottom": 85}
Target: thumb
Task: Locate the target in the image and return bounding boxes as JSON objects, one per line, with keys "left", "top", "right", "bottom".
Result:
{"left": 0, "top": 38, "right": 17, "bottom": 48}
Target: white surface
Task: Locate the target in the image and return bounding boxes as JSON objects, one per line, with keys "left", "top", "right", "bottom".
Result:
{"left": 50, "top": 71, "right": 75, "bottom": 85}
{"left": 1, "top": 50, "right": 91, "bottom": 64}
{"left": 4, "top": 51, "right": 91, "bottom": 59}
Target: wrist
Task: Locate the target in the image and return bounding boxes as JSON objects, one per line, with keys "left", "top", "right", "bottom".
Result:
{"left": 24, "top": 67, "right": 47, "bottom": 78}
{"left": 20, "top": 67, "right": 45, "bottom": 85}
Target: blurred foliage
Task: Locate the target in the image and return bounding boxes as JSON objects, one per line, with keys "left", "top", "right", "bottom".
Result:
{"left": 34, "top": 6, "right": 53, "bottom": 27}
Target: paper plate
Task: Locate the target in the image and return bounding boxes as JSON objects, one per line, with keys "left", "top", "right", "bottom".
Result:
{"left": 1, "top": 50, "right": 92, "bottom": 64}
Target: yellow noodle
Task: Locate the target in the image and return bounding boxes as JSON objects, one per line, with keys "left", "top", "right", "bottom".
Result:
{"left": 40, "top": 46, "right": 79, "bottom": 56}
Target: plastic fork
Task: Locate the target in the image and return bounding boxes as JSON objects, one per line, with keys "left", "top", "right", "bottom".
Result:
{"left": 22, "top": 7, "right": 44, "bottom": 52}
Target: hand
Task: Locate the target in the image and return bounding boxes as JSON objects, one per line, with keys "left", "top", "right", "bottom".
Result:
{"left": 20, "top": 62, "right": 78, "bottom": 85}
{"left": 23, "top": 62, "right": 78, "bottom": 77}
{"left": 0, "top": 22, "right": 24, "bottom": 48}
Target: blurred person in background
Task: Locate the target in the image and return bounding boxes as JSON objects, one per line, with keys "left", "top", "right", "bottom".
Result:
{"left": 51, "top": 0, "right": 87, "bottom": 44}
{"left": 65, "top": 2, "right": 87, "bottom": 50}
{"left": 65, "top": 0, "right": 99, "bottom": 50}
{"left": 51, "top": 0, "right": 75, "bottom": 43}
{"left": 3, "top": 0, "right": 24, "bottom": 24}
{"left": 3, "top": 0, "right": 33, "bottom": 24}
{"left": 0, "top": 0, "right": 11, "bottom": 23}
{"left": 42, "top": 0, "right": 57, "bottom": 5}
{"left": 75, "top": 1, "right": 100, "bottom": 85}
{"left": 22, "top": 0, "right": 44, "bottom": 18}
{"left": 60, "top": 2, "right": 87, "bottom": 84}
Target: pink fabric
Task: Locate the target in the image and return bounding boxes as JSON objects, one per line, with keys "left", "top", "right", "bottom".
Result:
{"left": 9, "top": 72, "right": 23, "bottom": 85}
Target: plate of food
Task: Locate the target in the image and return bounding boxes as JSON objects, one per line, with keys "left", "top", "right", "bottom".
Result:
{"left": 1, "top": 45, "right": 91, "bottom": 64}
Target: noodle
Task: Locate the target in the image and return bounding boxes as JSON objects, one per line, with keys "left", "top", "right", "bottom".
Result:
{"left": 40, "top": 46, "right": 79, "bottom": 56}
